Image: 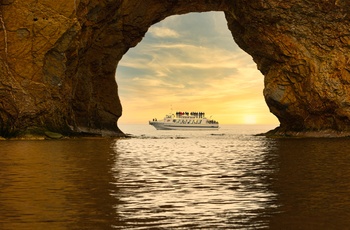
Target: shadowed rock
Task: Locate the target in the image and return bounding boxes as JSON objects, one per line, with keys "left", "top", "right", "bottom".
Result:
{"left": 1, "top": 0, "right": 350, "bottom": 137}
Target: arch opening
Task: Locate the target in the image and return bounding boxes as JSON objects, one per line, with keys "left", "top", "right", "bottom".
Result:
{"left": 3, "top": 1, "right": 349, "bottom": 138}
{"left": 116, "top": 12, "right": 278, "bottom": 127}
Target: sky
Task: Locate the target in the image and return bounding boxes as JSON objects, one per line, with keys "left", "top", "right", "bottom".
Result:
{"left": 116, "top": 12, "right": 279, "bottom": 125}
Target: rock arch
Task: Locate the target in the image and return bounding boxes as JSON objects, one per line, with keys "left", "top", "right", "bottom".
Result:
{"left": 1, "top": 0, "right": 350, "bottom": 137}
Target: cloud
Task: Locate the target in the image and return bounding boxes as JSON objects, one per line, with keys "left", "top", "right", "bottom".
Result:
{"left": 148, "top": 27, "right": 180, "bottom": 38}
{"left": 116, "top": 12, "right": 278, "bottom": 125}
{"left": 118, "top": 42, "right": 248, "bottom": 79}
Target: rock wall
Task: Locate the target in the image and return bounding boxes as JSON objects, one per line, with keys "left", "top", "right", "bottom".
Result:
{"left": 1, "top": 0, "right": 350, "bottom": 137}
{"left": 226, "top": 0, "right": 350, "bottom": 135}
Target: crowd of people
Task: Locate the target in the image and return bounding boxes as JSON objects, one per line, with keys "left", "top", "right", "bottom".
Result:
{"left": 176, "top": 111, "right": 206, "bottom": 118}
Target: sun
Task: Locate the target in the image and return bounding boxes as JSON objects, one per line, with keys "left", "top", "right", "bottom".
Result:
{"left": 243, "top": 115, "right": 257, "bottom": 124}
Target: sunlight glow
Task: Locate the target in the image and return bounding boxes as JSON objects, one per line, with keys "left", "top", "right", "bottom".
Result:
{"left": 243, "top": 115, "right": 257, "bottom": 125}
{"left": 116, "top": 12, "right": 279, "bottom": 125}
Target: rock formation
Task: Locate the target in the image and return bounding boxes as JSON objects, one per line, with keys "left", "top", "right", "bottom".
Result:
{"left": 227, "top": 0, "right": 350, "bottom": 136}
{"left": 1, "top": 0, "right": 350, "bottom": 137}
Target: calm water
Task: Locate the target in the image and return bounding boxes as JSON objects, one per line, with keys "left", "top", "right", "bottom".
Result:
{"left": 1, "top": 124, "right": 350, "bottom": 229}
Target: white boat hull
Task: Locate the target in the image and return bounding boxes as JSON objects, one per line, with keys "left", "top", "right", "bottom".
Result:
{"left": 149, "top": 121, "right": 219, "bottom": 130}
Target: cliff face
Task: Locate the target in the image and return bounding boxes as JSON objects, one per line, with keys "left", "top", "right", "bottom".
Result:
{"left": 1, "top": 0, "right": 350, "bottom": 137}
{"left": 226, "top": 0, "right": 350, "bottom": 135}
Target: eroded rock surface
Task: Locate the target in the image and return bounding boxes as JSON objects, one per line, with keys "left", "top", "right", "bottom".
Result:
{"left": 1, "top": 0, "right": 350, "bottom": 137}
{"left": 227, "top": 0, "right": 350, "bottom": 135}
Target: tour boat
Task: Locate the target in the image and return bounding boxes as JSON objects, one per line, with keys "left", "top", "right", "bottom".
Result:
{"left": 149, "top": 111, "right": 219, "bottom": 130}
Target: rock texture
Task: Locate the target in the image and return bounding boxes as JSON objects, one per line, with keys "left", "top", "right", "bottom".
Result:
{"left": 1, "top": 0, "right": 350, "bottom": 137}
{"left": 227, "top": 0, "right": 350, "bottom": 135}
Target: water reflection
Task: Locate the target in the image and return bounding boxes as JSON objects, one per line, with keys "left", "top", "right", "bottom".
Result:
{"left": 110, "top": 134, "right": 279, "bottom": 229}
{"left": 2, "top": 127, "right": 350, "bottom": 229}
{"left": 0, "top": 140, "right": 120, "bottom": 230}
{"left": 268, "top": 138, "right": 350, "bottom": 229}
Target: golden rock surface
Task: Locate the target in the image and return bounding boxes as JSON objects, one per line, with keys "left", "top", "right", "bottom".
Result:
{"left": 1, "top": 0, "right": 350, "bottom": 137}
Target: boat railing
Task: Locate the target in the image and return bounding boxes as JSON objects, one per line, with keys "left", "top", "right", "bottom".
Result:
{"left": 175, "top": 112, "right": 206, "bottom": 118}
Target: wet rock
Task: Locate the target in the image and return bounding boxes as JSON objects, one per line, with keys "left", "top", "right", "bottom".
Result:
{"left": 45, "top": 131, "right": 63, "bottom": 139}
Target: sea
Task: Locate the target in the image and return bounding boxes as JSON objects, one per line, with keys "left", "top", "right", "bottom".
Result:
{"left": 1, "top": 124, "right": 350, "bottom": 229}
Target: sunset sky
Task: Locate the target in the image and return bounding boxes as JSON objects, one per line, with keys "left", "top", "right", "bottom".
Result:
{"left": 116, "top": 12, "right": 279, "bottom": 125}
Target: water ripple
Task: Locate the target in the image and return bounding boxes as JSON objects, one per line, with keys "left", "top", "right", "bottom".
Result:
{"left": 110, "top": 131, "right": 278, "bottom": 229}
